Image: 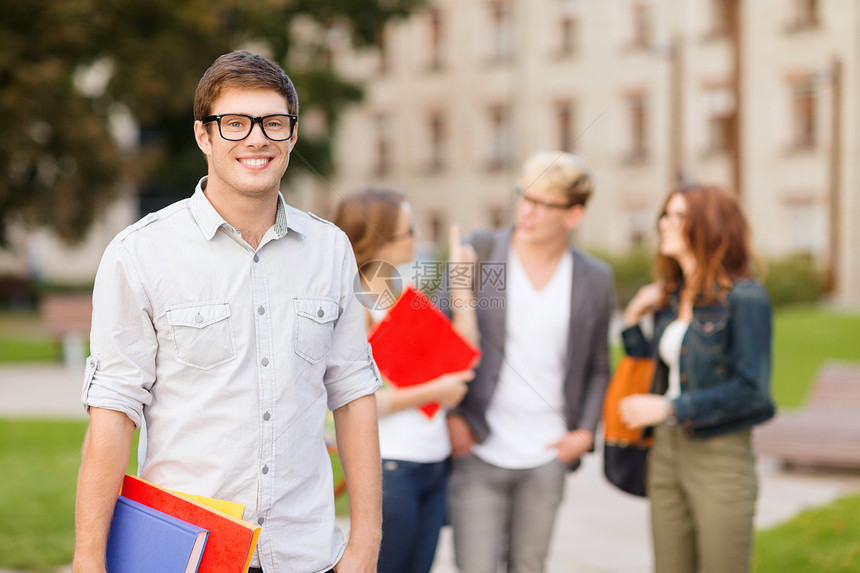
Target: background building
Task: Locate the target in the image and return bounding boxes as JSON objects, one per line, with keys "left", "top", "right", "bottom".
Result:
{"left": 1, "top": 0, "right": 857, "bottom": 307}
{"left": 324, "top": 0, "right": 859, "bottom": 306}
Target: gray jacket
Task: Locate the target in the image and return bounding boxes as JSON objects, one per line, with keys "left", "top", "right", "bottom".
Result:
{"left": 449, "top": 228, "right": 616, "bottom": 464}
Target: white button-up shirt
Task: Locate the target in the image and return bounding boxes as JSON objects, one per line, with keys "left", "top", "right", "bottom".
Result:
{"left": 82, "top": 178, "right": 381, "bottom": 572}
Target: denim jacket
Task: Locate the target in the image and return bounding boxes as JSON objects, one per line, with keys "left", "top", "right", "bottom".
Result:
{"left": 621, "top": 279, "right": 775, "bottom": 438}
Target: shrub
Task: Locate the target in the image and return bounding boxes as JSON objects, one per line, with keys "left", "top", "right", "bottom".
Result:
{"left": 764, "top": 256, "right": 824, "bottom": 307}
{"left": 0, "top": 275, "right": 36, "bottom": 310}
{"left": 590, "top": 249, "right": 653, "bottom": 309}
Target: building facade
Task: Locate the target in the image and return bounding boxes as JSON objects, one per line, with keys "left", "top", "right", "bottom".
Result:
{"left": 326, "top": 0, "right": 860, "bottom": 306}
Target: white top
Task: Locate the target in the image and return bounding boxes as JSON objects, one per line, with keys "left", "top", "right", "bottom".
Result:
{"left": 473, "top": 249, "right": 573, "bottom": 469}
{"left": 83, "top": 178, "right": 381, "bottom": 570}
{"left": 659, "top": 319, "right": 690, "bottom": 400}
{"left": 378, "top": 407, "right": 451, "bottom": 462}
{"left": 371, "top": 298, "right": 452, "bottom": 463}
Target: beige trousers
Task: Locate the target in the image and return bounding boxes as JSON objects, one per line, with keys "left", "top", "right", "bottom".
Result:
{"left": 648, "top": 424, "right": 758, "bottom": 573}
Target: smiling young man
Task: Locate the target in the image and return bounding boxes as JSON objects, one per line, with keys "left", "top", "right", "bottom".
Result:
{"left": 73, "top": 51, "right": 382, "bottom": 573}
{"left": 446, "top": 152, "right": 615, "bottom": 573}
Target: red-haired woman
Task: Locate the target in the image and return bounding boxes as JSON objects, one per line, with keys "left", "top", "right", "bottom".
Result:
{"left": 619, "top": 185, "right": 775, "bottom": 573}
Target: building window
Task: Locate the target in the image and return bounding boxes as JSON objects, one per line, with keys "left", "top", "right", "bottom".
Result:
{"left": 376, "top": 26, "right": 389, "bottom": 75}
{"left": 488, "top": 1, "right": 513, "bottom": 63}
{"left": 374, "top": 115, "right": 392, "bottom": 176}
{"left": 555, "top": 100, "right": 576, "bottom": 152}
{"left": 427, "top": 7, "right": 444, "bottom": 70}
{"left": 787, "top": 0, "right": 819, "bottom": 30}
{"left": 558, "top": 15, "right": 579, "bottom": 57}
{"left": 428, "top": 111, "right": 445, "bottom": 172}
{"left": 428, "top": 211, "right": 445, "bottom": 244}
{"left": 706, "top": 0, "right": 731, "bottom": 38}
{"left": 627, "top": 93, "right": 649, "bottom": 162}
{"left": 630, "top": 1, "right": 653, "bottom": 50}
{"left": 790, "top": 78, "right": 816, "bottom": 150}
{"left": 627, "top": 208, "right": 651, "bottom": 249}
{"left": 703, "top": 84, "right": 735, "bottom": 154}
{"left": 554, "top": 0, "right": 581, "bottom": 57}
{"left": 487, "top": 104, "right": 512, "bottom": 171}
{"left": 785, "top": 199, "right": 824, "bottom": 256}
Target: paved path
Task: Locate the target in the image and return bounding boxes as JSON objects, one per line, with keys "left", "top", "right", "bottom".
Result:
{"left": 3, "top": 364, "right": 860, "bottom": 572}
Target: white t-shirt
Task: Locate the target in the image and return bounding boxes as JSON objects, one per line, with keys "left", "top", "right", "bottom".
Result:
{"left": 371, "top": 297, "right": 452, "bottom": 463}
{"left": 659, "top": 319, "right": 689, "bottom": 400}
{"left": 472, "top": 249, "right": 573, "bottom": 469}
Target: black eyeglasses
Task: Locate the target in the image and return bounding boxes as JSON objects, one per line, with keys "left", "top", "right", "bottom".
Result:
{"left": 515, "top": 188, "right": 577, "bottom": 211}
{"left": 202, "top": 113, "right": 298, "bottom": 142}
{"left": 390, "top": 224, "right": 416, "bottom": 242}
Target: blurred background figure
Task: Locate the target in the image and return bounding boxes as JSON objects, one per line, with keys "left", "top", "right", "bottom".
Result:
{"left": 445, "top": 152, "right": 616, "bottom": 573}
{"left": 332, "top": 186, "right": 477, "bottom": 573}
{"left": 620, "top": 184, "right": 775, "bottom": 573}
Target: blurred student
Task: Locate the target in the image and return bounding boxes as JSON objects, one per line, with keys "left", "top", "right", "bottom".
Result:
{"left": 333, "top": 187, "right": 477, "bottom": 573}
{"left": 619, "top": 184, "right": 775, "bottom": 573}
{"left": 446, "top": 152, "right": 615, "bottom": 573}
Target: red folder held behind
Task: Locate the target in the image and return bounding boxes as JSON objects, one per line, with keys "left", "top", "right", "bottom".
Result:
{"left": 368, "top": 286, "right": 481, "bottom": 418}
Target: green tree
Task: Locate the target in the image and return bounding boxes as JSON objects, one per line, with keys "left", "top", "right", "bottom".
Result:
{"left": 0, "top": 0, "right": 422, "bottom": 245}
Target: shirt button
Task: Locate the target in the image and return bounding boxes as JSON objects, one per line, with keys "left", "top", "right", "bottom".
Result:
{"left": 194, "top": 313, "right": 204, "bottom": 323}
{"left": 258, "top": 517, "right": 265, "bottom": 525}
{"left": 262, "top": 465, "right": 269, "bottom": 474}
{"left": 258, "top": 306, "right": 265, "bottom": 315}
{"left": 261, "top": 357, "right": 269, "bottom": 367}
{"left": 253, "top": 254, "right": 259, "bottom": 263}
{"left": 263, "top": 411, "right": 271, "bottom": 421}
{"left": 317, "top": 308, "right": 324, "bottom": 318}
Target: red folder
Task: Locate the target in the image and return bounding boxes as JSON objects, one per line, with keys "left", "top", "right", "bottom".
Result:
{"left": 120, "top": 475, "right": 260, "bottom": 573}
{"left": 368, "top": 286, "right": 481, "bottom": 418}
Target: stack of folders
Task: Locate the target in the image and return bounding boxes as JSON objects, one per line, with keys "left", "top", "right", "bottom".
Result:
{"left": 106, "top": 474, "right": 261, "bottom": 573}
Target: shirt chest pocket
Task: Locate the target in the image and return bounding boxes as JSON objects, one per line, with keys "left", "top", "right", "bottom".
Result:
{"left": 293, "top": 296, "right": 339, "bottom": 364}
{"left": 166, "top": 303, "right": 236, "bottom": 370}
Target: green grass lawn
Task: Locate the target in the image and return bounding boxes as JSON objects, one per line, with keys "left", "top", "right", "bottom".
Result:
{"left": 771, "top": 305, "right": 860, "bottom": 408}
{"left": 0, "top": 419, "right": 139, "bottom": 571}
{"left": 0, "top": 311, "right": 61, "bottom": 363}
{"left": 755, "top": 493, "right": 860, "bottom": 572}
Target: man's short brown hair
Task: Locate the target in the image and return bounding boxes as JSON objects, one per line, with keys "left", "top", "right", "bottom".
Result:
{"left": 193, "top": 50, "right": 299, "bottom": 121}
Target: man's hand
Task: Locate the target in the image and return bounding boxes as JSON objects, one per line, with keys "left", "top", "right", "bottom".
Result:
{"left": 549, "top": 429, "right": 594, "bottom": 465}
{"left": 333, "top": 540, "right": 377, "bottom": 573}
{"left": 447, "top": 414, "right": 476, "bottom": 458}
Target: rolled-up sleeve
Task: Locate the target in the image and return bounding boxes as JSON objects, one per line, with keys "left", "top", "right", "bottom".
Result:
{"left": 323, "top": 233, "right": 382, "bottom": 411}
{"left": 82, "top": 239, "right": 157, "bottom": 428}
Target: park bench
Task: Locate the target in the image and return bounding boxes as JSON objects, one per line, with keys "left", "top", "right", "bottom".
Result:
{"left": 40, "top": 293, "right": 93, "bottom": 369}
{"left": 754, "top": 362, "right": 860, "bottom": 470}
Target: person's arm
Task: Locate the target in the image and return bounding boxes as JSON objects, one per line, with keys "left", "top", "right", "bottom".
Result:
{"left": 375, "top": 369, "right": 474, "bottom": 416}
{"left": 550, "top": 429, "right": 595, "bottom": 465}
{"left": 331, "top": 394, "right": 382, "bottom": 573}
{"left": 447, "top": 224, "right": 479, "bottom": 347}
{"left": 72, "top": 407, "right": 135, "bottom": 573}
{"left": 446, "top": 413, "right": 476, "bottom": 458}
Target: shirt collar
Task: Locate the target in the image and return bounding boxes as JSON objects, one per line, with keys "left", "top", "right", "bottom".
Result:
{"left": 190, "top": 177, "right": 303, "bottom": 240}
